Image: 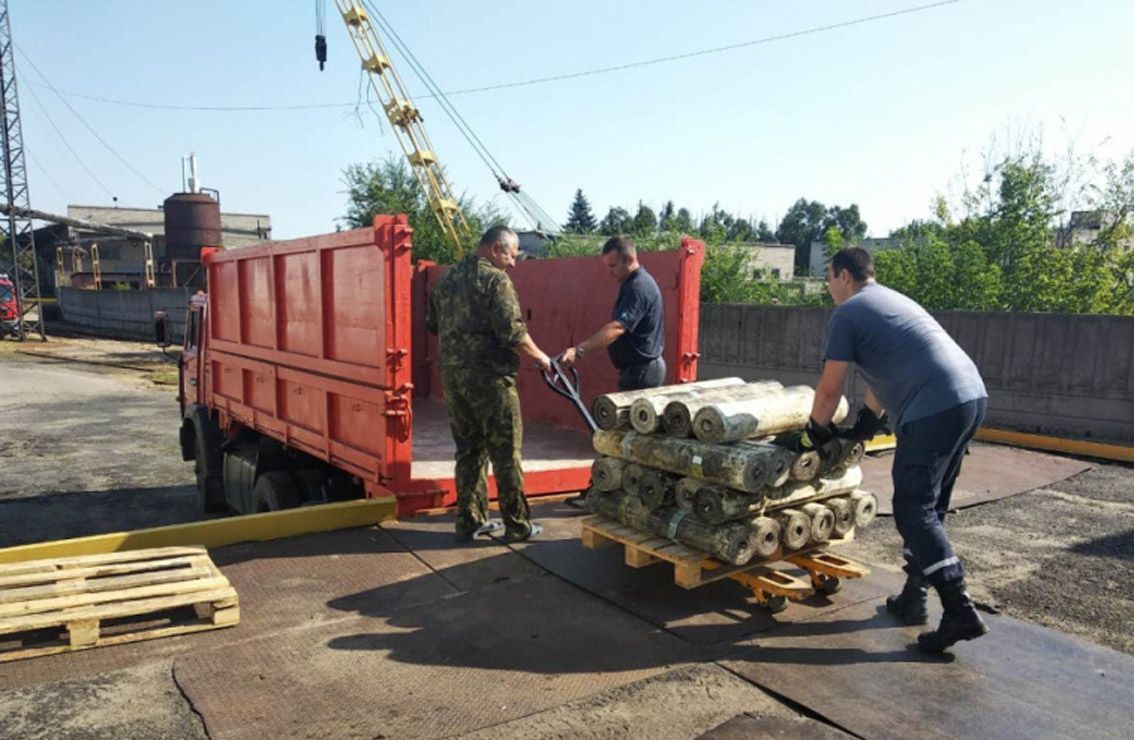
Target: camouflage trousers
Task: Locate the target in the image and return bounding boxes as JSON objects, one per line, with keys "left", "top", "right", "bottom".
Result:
{"left": 441, "top": 368, "right": 532, "bottom": 539}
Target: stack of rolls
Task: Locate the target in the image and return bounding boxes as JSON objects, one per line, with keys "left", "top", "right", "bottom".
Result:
{"left": 584, "top": 380, "right": 877, "bottom": 566}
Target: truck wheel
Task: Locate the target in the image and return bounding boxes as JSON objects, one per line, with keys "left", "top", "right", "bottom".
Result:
{"left": 253, "top": 472, "right": 302, "bottom": 512}
{"left": 194, "top": 423, "right": 227, "bottom": 513}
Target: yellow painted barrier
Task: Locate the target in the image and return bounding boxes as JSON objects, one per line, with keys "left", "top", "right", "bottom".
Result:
{"left": 862, "top": 429, "right": 1132, "bottom": 464}
{"left": 975, "top": 428, "right": 1134, "bottom": 464}
{"left": 0, "top": 497, "right": 397, "bottom": 565}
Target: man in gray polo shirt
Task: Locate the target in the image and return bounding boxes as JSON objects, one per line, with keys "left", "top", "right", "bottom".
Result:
{"left": 804, "top": 247, "right": 989, "bottom": 653}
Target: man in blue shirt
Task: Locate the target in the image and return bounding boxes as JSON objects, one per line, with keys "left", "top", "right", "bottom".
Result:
{"left": 805, "top": 247, "right": 989, "bottom": 653}
{"left": 560, "top": 236, "right": 665, "bottom": 391}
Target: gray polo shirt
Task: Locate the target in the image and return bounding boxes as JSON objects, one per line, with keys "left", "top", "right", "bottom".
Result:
{"left": 823, "top": 281, "right": 987, "bottom": 428}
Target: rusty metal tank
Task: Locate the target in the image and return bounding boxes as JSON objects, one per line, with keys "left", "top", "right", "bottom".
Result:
{"left": 163, "top": 192, "right": 221, "bottom": 261}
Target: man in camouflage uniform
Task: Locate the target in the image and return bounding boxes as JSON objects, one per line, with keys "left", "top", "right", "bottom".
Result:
{"left": 426, "top": 225, "right": 552, "bottom": 543}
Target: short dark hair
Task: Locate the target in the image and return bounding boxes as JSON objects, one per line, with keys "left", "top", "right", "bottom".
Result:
{"left": 601, "top": 235, "right": 636, "bottom": 260}
{"left": 479, "top": 224, "right": 517, "bottom": 249}
{"left": 829, "top": 247, "right": 874, "bottom": 281}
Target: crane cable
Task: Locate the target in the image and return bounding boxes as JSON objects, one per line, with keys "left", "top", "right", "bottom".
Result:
{"left": 361, "top": 1, "right": 561, "bottom": 234}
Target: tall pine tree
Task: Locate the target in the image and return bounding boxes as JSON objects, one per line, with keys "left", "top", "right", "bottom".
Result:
{"left": 565, "top": 188, "right": 597, "bottom": 233}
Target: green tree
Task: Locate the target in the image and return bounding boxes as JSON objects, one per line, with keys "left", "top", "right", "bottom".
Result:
{"left": 754, "top": 218, "right": 775, "bottom": 242}
{"left": 599, "top": 206, "right": 633, "bottom": 236}
{"left": 674, "top": 208, "right": 694, "bottom": 233}
{"left": 658, "top": 200, "right": 676, "bottom": 231}
{"left": 340, "top": 154, "right": 501, "bottom": 264}
{"left": 632, "top": 201, "right": 657, "bottom": 235}
{"left": 776, "top": 199, "right": 867, "bottom": 269}
{"left": 776, "top": 198, "right": 829, "bottom": 269}
{"left": 565, "top": 188, "right": 597, "bottom": 234}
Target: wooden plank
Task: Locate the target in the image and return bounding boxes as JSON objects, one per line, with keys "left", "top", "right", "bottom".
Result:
{"left": 580, "top": 525, "right": 612, "bottom": 550}
{"left": 0, "top": 575, "right": 232, "bottom": 620}
{"left": 0, "top": 586, "right": 237, "bottom": 636}
{"left": 0, "top": 547, "right": 207, "bottom": 576}
{"left": 0, "top": 556, "right": 204, "bottom": 589}
{"left": 0, "top": 565, "right": 214, "bottom": 605}
{"left": 624, "top": 547, "right": 659, "bottom": 568}
{"left": 2, "top": 608, "right": 241, "bottom": 663}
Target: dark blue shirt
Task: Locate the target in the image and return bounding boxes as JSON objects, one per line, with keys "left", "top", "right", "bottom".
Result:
{"left": 607, "top": 267, "right": 664, "bottom": 369}
{"left": 823, "top": 281, "right": 987, "bottom": 427}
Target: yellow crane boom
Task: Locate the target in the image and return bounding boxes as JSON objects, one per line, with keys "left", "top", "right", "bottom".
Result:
{"left": 334, "top": 0, "right": 471, "bottom": 258}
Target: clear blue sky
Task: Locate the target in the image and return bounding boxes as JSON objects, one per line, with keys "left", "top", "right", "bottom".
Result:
{"left": 12, "top": 1, "right": 1134, "bottom": 240}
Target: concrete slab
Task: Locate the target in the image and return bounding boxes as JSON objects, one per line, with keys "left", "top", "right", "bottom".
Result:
{"left": 860, "top": 442, "right": 1091, "bottom": 514}
{"left": 0, "top": 661, "right": 208, "bottom": 740}
{"left": 718, "top": 572, "right": 1134, "bottom": 740}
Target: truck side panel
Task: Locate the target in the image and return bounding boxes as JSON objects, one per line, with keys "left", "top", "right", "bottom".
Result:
{"left": 203, "top": 218, "right": 409, "bottom": 486}
{"left": 414, "top": 238, "right": 705, "bottom": 432}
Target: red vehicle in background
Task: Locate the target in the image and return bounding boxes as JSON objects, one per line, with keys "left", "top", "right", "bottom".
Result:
{"left": 0, "top": 273, "right": 19, "bottom": 338}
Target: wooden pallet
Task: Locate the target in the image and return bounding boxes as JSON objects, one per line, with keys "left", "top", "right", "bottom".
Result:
{"left": 580, "top": 515, "right": 868, "bottom": 610}
{"left": 0, "top": 546, "right": 239, "bottom": 662}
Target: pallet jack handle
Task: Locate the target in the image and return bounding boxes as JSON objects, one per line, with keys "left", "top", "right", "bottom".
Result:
{"left": 541, "top": 358, "right": 598, "bottom": 432}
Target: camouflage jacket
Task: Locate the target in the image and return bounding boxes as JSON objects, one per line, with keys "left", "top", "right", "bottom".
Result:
{"left": 426, "top": 255, "right": 528, "bottom": 377}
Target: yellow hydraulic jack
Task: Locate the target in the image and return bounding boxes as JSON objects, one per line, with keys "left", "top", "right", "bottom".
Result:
{"left": 728, "top": 551, "right": 870, "bottom": 613}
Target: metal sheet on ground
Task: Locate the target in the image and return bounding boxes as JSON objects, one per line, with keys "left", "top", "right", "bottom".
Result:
{"left": 520, "top": 504, "right": 892, "bottom": 646}
{"left": 173, "top": 575, "right": 703, "bottom": 740}
{"left": 859, "top": 442, "right": 1091, "bottom": 515}
{"left": 382, "top": 515, "right": 550, "bottom": 592}
{"left": 718, "top": 571, "right": 1134, "bottom": 740}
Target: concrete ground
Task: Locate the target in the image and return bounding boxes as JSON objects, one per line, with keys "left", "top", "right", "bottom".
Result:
{"left": 1, "top": 337, "right": 1133, "bottom": 738}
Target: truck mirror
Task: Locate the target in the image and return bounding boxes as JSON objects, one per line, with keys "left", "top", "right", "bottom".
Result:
{"left": 154, "top": 311, "right": 170, "bottom": 347}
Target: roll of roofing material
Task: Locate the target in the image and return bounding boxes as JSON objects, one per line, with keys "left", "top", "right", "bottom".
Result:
{"left": 801, "top": 502, "right": 836, "bottom": 543}
{"left": 693, "top": 386, "right": 849, "bottom": 444}
{"left": 775, "top": 508, "right": 811, "bottom": 551}
{"left": 590, "top": 456, "right": 625, "bottom": 492}
{"left": 592, "top": 377, "right": 745, "bottom": 431}
{"left": 631, "top": 380, "right": 783, "bottom": 435}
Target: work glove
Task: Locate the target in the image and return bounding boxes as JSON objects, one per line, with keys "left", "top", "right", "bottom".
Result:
{"left": 800, "top": 417, "right": 842, "bottom": 463}
{"left": 844, "top": 407, "right": 891, "bottom": 442}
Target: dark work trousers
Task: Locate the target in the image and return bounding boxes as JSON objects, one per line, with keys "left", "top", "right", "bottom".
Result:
{"left": 891, "top": 398, "right": 987, "bottom": 588}
{"left": 617, "top": 356, "right": 666, "bottom": 391}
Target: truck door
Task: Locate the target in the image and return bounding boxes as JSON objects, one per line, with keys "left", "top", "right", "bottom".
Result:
{"left": 181, "top": 304, "right": 203, "bottom": 409}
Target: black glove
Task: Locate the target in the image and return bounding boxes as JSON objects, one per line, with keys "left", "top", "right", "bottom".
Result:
{"left": 801, "top": 417, "right": 841, "bottom": 461}
{"left": 845, "top": 407, "right": 890, "bottom": 441}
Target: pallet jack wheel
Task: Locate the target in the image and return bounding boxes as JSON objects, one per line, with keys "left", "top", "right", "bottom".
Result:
{"left": 764, "top": 595, "right": 788, "bottom": 613}
{"left": 818, "top": 575, "right": 841, "bottom": 595}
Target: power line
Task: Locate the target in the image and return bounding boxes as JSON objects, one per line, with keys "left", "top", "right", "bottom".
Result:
{"left": 24, "top": 1, "right": 961, "bottom": 113}
{"left": 15, "top": 46, "right": 166, "bottom": 195}
{"left": 20, "top": 79, "right": 115, "bottom": 200}
{"left": 442, "top": 0, "right": 963, "bottom": 97}
{"left": 25, "top": 149, "right": 72, "bottom": 202}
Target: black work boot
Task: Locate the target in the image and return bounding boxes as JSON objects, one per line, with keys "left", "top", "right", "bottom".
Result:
{"left": 917, "top": 579, "right": 989, "bottom": 653}
{"left": 886, "top": 570, "right": 929, "bottom": 625}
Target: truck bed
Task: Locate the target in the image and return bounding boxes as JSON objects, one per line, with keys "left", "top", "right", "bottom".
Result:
{"left": 409, "top": 398, "right": 595, "bottom": 479}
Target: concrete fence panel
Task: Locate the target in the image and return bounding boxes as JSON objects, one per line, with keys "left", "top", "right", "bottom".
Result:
{"left": 699, "top": 304, "right": 1134, "bottom": 445}
{"left": 58, "top": 287, "right": 194, "bottom": 344}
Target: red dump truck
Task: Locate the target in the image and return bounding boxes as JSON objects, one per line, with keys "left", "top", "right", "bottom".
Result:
{"left": 159, "top": 215, "right": 705, "bottom": 518}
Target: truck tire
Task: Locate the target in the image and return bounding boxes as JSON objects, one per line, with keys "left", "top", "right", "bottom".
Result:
{"left": 193, "top": 421, "right": 227, "bottom": 513}
{"left": 253, "top": 471, "right": 303, "bottom": 512}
